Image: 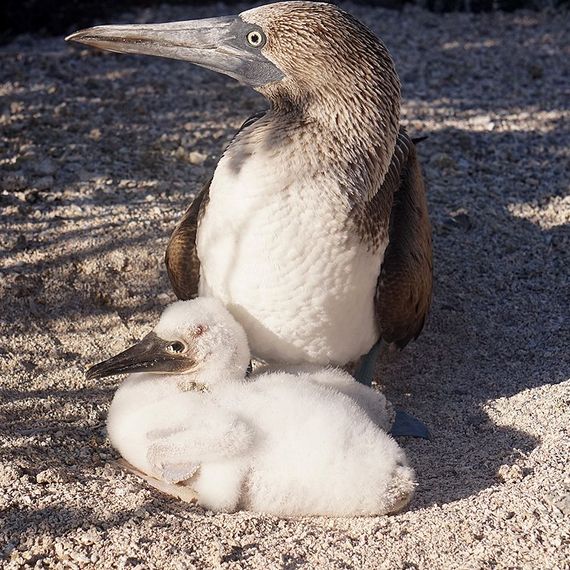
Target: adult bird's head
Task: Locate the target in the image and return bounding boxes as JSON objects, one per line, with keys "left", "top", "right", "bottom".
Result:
{"left": 67, "top": 2, "right": 401, "bottom": 193}
{"left": 66, "top": 1, "right": 400, "bottom": 123}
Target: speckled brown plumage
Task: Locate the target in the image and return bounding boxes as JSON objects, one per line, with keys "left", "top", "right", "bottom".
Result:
{"left": 349, "top": 128, "right": 413, "bottom": 250}
{"left": 250, "top": 2, "right": 401, "bottom": 200}
{"left": 165, "top": 178, "right": 210, "bottom": 300}
{"left": 374, "top": 134, "right": 433, "bottom": 348}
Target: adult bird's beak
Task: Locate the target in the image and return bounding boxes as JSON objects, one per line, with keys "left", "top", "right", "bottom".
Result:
{"left": 86, "top": 332, "right": 196, "bottom": 380}
{"left": 66, "top": 16, "right": 284, "bottom": 87}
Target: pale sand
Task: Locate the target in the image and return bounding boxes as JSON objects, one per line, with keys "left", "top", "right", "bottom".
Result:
{"left": 1, "top": 3, "right": 569, "bottom": 568}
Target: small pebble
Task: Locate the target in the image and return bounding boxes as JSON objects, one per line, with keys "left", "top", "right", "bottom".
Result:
{"left": 36, "top": 467, "right": 71, "bottom": 484}
{"left": 0, "top": 462, "right": 24, "bottom": 485}
{"left": 497, "top": 464, "right": 525, "bottom": 483}
{"left": 551, "top": 494, "right": 570, "bottom": 516}
{"left": 189, "top": 151, "right": 208, "bottom": 165}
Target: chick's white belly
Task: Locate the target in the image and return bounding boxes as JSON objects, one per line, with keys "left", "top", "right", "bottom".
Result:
{"left": 197, "top": 175, "right": 384, "bottom": 365}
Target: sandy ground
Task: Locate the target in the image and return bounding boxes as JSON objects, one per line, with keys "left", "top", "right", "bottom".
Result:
{"left": 1, "top": 2, "right": 569, "bottom": 568}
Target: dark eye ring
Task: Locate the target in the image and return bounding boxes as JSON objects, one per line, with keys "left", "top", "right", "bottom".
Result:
{"left": 246, "top": 30, "right": 265, "bottom": 48}
{"left": 167, "top": 341, "right": 186, "bottom": 354}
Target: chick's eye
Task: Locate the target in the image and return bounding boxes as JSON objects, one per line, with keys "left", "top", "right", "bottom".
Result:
{"left": 246, "top": 30, "right": 265, "bottom": 48}
{"left": 167, "top": 341, "right": 186, "bottom": 354}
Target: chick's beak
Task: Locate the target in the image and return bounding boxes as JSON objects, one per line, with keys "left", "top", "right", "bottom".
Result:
{"left": 86, "top": 332, "right": 196, "bottom": 380}
{"left": 66, "top": 16, "right": 283, "bottom": 87}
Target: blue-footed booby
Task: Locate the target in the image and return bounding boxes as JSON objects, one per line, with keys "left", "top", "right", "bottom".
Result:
{"left": 86, "top": 297, "right": 415, "bottom": 516}
{"left": 68, "top": 2, "right": 432, "bottom": 432}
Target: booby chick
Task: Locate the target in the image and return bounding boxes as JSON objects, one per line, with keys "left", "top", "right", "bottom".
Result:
{"left": 87, "top": 298, "right": 415, "bottom": 517}
{"left": 67, "top": 2, "right": 433, "bottom": 386}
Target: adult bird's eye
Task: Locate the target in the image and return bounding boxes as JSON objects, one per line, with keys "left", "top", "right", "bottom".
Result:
{"left": 246, "top": 30, "right": 265, "bottom": 48}
{"left": 167, "top": 341, "right": 186, "bottom": 354}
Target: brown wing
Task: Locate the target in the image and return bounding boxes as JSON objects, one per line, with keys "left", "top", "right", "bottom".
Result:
{"left": 374, "top": 129, "right": 433, "bottom": 348}
{"left": 165, "top": 179, "right": 211, "bottom": 300}
{"left": 165, "top": 111, "right": 267, "bottom": 300}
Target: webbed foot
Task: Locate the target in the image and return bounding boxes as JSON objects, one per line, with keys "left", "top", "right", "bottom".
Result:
{"left": 390, "top": 409, "right": 430, "bottom": 439}
{"left": 354, "top": 341, "right": 430, "bottom": 439}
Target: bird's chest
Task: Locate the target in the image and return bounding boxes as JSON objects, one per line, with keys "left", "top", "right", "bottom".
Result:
{"left": 106, "top": 375, "right": 185, "bottom": 471}
{"left": 196, "top": 151, "right": 385, "bottom": 365}
{"left": 109, "top": 376, "right": 179, "bottom": 410}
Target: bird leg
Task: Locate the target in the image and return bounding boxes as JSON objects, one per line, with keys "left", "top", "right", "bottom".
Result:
{"left": 354, "top": 340, "right": 430, "bottom": 439}
{"left": 354, "top": 340, "right": 383, "bottom": 386}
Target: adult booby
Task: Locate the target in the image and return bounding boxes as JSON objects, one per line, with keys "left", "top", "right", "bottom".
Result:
{"left": 68, "top": 2, "right": 432, "bottom": 389}
{"left": 87, "top": 297, "right": 415, "bottom": 516}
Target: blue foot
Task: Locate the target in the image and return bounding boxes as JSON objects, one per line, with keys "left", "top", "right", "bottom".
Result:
{"left": 354, "top": 340, "right": 382, "bottom": 386}
{"left": 355, "top": 341, "right": 429, "bottom": 439}
{"left": 390, "top": 409, "right": 430, "bottom": 439}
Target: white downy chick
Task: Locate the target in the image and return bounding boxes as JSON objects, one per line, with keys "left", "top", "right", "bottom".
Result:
{"left": 87, "top": 298, "right": 415, "bottom": 517}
